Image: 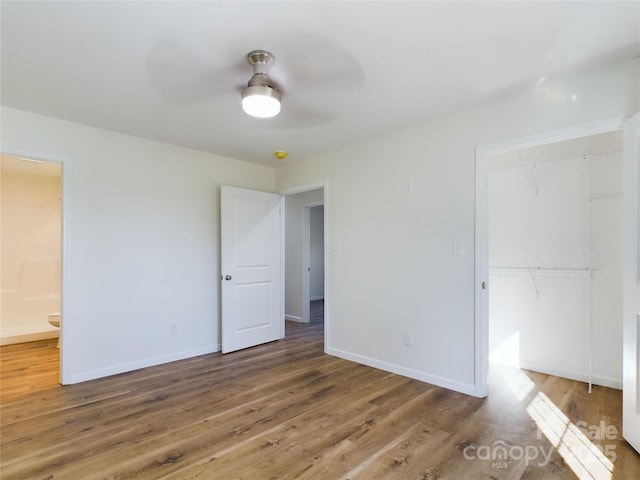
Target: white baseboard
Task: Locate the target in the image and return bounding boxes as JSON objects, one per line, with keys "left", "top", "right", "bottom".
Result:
{"left": 518, "top": 362, "right": 622, "bottom": 390}
{"left": 325, "top": 346, "right": 477, "bottom": 397}
{"left": 285, "top": 315, "right": 304, "bottom": 322}
{"left": 0, "top": 330, "right": 58, "bottom": 346}
{"left": 65, "top": 345, "right": 220, "bottom": 385}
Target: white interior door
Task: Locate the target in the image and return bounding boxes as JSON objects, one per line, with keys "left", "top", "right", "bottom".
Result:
{"left": 220, "top": 186, "right": 283, "bottom": 354}
{"left": 623, "top": 112, "right": 640, "bottom": 453}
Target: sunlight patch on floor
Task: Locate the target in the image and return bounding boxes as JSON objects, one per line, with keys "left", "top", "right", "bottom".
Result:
{"left": 509, "top": 370, "right": 614, "bottom": 479}
{"left": 492, "top": 330, "right": 616, "bottom": 480}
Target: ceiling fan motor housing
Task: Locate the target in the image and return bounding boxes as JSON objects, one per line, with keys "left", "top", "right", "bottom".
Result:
{"left": 246, "top": 50, "right": 278, "bottom": 90}
{"left": 247, "top": 50, "right": 273, "bottom": 73}
{"left": 242, "top": 50, "right": 281, "bottom": 118}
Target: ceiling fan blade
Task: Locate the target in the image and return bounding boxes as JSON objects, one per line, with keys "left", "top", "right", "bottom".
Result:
{"left": 238, "top": 98, "right": 333, "bottom": 129}
{"left": 274, "top": 103, "right": 335, "bottom": 129}
{"left": 145, "top": 28, "right": 364, "bottom": 128}
{"left": 264, "top": 31, "right": 364, "bottom": 94}
{"left": 145, "top": 37, "right": 235, "bottom": 105}
{"left": 224, "top": 29, "right": 364, "bottom": 127}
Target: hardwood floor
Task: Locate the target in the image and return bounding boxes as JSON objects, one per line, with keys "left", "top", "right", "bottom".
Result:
{"left": 1, "top": 322, "right": 638, "bottom": 479}
{"left": 310, "top": 299, "right": 324, "bottom": 324}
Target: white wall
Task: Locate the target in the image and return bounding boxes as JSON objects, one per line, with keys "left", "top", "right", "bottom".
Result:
{"left": 1, "top": 156, "right": 61, "bottom": 344}
{"left": 0, "top": 106, "right": 275, "bottom": 383}
{"left": 310, "top": 206, "right": 325, "bottom": 300}
{"left": 284, "top": 189, "right": 323, "bottom": 321}
{"left": 275, "top": 59, "right": 639, "bottom": 395}
{"left": 2, "top": 59, "right": 637, "bottom": 393}
{"left": 488, "top": 148, "right": 623, "bottom": 388}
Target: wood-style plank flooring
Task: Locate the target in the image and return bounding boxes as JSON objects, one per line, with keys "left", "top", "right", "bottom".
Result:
{"left": 1, "top": 321, "right": 638, "bottom": 479}
{"left": 310, "top": 300, "right": 324, "bottom": 324}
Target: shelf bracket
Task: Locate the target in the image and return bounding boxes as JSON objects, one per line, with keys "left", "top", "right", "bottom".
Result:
{"left": 526, "top": 161, "right": 539, "bottom": 196}
{"left": 528, "top": 268, "right": 540, "bottom": 299}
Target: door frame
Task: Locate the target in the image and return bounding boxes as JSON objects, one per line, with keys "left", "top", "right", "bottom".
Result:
{"left": 303, "top": 201, "right": 324, "bottom": 323}
{"left": 474, "top": 115, "right": 625, "bottom": 397}
{"left": 622, "top": 111, "right": 640, "bottom": 452}
{"left": 280, "top": 181, "right": 329, "bottom": 349}
{"left": 1, "top": 146, "right": 71, "bottom": 385}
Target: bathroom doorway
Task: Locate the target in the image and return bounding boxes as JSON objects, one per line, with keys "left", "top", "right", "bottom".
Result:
{"left": 0, "top": 154, "right": 62, "bottom": 377}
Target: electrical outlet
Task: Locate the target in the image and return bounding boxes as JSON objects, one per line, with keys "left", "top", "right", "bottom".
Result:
{"left": 403, "top": 331, "right": 414, "bottom": 347}
{"left": 405, "top": 181, "right": 414, "bottom": 194}
{"left": 170, "top": 323, "right": 177, "bottom": 336}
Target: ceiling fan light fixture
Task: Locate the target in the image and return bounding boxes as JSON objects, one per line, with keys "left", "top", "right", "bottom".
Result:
{"left": 242, "top": 85, "right": 281, "bottom": 118}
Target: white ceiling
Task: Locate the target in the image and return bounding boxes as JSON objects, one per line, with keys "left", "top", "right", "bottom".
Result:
{"left": 1, "top": 1, "right": 638, "bottom": 167}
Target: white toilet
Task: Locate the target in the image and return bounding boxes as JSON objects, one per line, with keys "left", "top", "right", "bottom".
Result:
{"left": 48, "top": 312, "right": 61, "bottom": 348}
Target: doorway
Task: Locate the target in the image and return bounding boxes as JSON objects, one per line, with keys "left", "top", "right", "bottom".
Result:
{"left": 486, "top": 131, "right": 623, "bottom": 390}
{"left": 0, "top": 154, "right": 62, "bottom": 386}
{"left": 305, "top": 203, "right": 325, "bottom": 325}
{"left": 474, "top": 115, "right": 627, "bottom": 397}
{"left": 282, "top": 184, "right": 327, "bottom": 338}
{"left": 1, "top": 148, "right": 68, "bottom": 384}
{"left": 1, "top": 154, "right": 61, "bottom": 345}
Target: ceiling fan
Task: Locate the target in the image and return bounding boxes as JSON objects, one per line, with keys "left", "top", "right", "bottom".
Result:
{"left": 145, "top": 30, "right": 364, "bottom": 128}
{"left": 241, "top": 50, "right": 280, "bottom": 118}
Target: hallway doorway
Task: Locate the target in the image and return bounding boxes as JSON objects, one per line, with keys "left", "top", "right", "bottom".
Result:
{"left": 282, "top": 184, "right": 326, "bottom": 334}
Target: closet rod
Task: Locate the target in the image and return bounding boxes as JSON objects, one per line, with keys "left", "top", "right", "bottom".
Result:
{"left": 589, "top": 191, "right": 623, "bottom": 202}
{"left": 489, "top": 266, "right": 597, "bottom": 277}
{"left": 490, "top": 266, "right": 595, "bottom": 273}
{"left": 494, "top": 148, "right": 620, "bottom": 172}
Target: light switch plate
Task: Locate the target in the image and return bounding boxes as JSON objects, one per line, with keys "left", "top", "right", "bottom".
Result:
{"left": 453, "top": 239, "right": 463, "bottom": 255}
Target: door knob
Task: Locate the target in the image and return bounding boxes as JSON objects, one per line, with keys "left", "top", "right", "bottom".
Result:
{"left": 225, "top": 275, "right": 232, "bottom": 281}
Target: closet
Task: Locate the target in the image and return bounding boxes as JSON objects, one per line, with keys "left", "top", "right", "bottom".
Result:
{"left": 488, "top": 130, "right": 623, "bottom": 389}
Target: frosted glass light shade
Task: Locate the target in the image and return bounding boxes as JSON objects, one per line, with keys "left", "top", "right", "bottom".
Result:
{"left": 241, "top": 85, "right": 281, "bottom": 118}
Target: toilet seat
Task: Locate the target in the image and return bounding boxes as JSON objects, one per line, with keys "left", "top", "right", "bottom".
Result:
{"left": 48, "top": 312, "right": 61, "bottom": 347}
